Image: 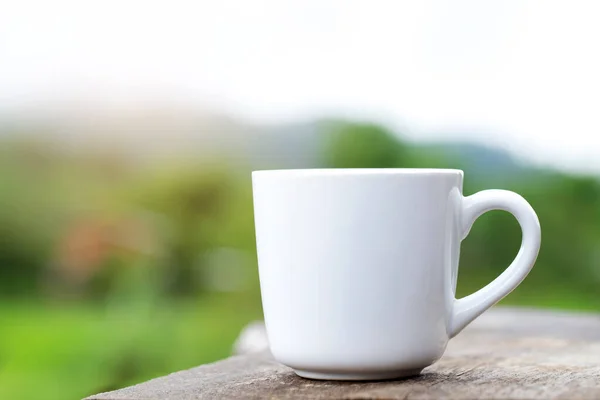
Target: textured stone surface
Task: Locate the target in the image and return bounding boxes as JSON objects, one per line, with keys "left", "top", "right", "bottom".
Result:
{"left": 86, "top": 307, "right": 600, "bottom": 399}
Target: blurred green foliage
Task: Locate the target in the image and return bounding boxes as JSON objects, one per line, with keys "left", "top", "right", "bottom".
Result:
{"left": 0, "top": 121, "right": 599, "bottom": 399}
{"left": 325, "top": 123, "right": 600, "bottom": 303}
{"left": 323, "top": 123, "right": 410, "bottom": 168}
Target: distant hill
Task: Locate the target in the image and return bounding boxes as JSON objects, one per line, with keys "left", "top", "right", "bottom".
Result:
{"left": 0, "top": 104, "right": 538, "bottom": 182}
{"left": 414, "top": 141, "right": 534, "bottom": 184}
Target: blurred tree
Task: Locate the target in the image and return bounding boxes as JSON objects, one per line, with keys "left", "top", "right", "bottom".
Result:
{"left": 133, "top": 167, "right": 235, "bottom": 296}
{"left": 321, "top": 122, "right": 409, "bottom": 168}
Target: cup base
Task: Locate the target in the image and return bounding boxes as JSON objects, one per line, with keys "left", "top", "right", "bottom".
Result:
{"left": 293, "top": 368, "right": 423, "bottom": 381}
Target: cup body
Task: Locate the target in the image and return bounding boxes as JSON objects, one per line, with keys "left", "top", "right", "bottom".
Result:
{"left": 252, "top": 169, "right": 464, "bottom": 380}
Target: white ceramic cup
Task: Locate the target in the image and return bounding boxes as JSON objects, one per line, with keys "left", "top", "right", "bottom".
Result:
{"left": 252, "top": 169, "right": 541, "bottom": 381}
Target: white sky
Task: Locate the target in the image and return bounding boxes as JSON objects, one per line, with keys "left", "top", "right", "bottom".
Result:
{"left": 1, "top": 0, "right": 600, "bottom": 173}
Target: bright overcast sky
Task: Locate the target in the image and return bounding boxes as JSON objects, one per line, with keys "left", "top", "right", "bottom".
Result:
{"left": 1, "top": 0, "right": 600, "bottom": 173}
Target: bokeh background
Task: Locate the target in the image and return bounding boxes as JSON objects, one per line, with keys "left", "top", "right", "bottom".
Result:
{"left": 2, "top": 1, "right": 600, "bottom": 399}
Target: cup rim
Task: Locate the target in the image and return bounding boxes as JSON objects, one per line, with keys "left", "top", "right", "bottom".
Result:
{"left": 252, "top": 168, "right": 464, "bottom": 177}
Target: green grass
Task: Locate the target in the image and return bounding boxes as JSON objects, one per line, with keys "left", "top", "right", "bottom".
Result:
{"left": 0, "top": 295, "right": 263, "bottom": 400}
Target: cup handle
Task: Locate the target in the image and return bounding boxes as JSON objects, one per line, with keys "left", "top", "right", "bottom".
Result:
{"left": 450, "top": 189, "right": 541, "bottom": 337}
